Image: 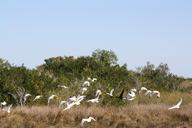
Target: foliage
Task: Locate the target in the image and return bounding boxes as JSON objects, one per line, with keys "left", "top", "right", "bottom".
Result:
{"left": 135, "top": 61, "right": 184, "bottom": 90}
{"left": 0, "top": 49, "right": 185, "bottom": 105}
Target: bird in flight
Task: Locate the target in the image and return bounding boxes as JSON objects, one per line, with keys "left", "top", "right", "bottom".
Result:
{"left": 168, "top": 98, "right": 183, "bottom": 110}
{"left": 106, "top": 89, "right": 114, "bottom": 97}
{"left": 81, "top": 117, "right": 96, "bottom": 127}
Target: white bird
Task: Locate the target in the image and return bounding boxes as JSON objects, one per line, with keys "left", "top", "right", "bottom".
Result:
{"left": 87, "top": 93, "right": 100, "bottom": 104}
{"left": 81, "top": 117, "right": 96, "bottom": 127}
{"left": 58, "top": 85, "right": 69, "bottom": 89}
{"left": 81, "top": 87, "right": 88, "bottom": 94}
{"left": 2, "top": 104, "right": 13, "bottom": 113}
{"left": 145, "top": 90, "right": 152, "bottom": 97}
{"left": 106, "top": 89, "right": 114, "bottom": 97}
{"left": 63, "top": 102, "right": 76, "bottom": 111}
{"left": 48, "top": 95, "right": 57, "bottom": 105}
{"left": 59, "top": 100, "right": 67, "bottom": 108}
{"left": 168, "top": 98, "right": 183, "bottom": 110}
{"left": 126, "top": 91, "right": 136, "bottom": 101}
{"left": 87, "top": 90, "right": 101, "bottom": 103}
{"left": 145, "top": 90, "right": 160, "bottom": 98}
{"left": 65, "top": 96, "right": 77, "bottom": 106}
{"left": 87, "top": 97, "right": 99, "bottom": 103}
{"left": 63, "top": 95, "right": 86, "bottom": 111}
{"left": 91, "top": 78, "right": 97, "bottom": 82}
{"left": 139, "top": 87, "right": 148, "bottom": 94}
{"left": 82, "top": 81, "right": 90, "bottom": 87}
{"left": 152, "top": 91, "right": 160, "bottom": 98}
{"left": 95, "top": 90, "right": 102, "bottom": 97}
{"left": 68, "top": 96, "right": 77, "bottom": 102}
{"left": 1, "top": 101, "right": 7, "bottom": 106}
{"left": 24, "top": 93, "right": 31, "bottom": 103}
{"left": 128, "top": 97, "right": 136, "bottom": 101}
{"left": 87, "top": 77, "right": 97, "bottom": 82}
{"left": 77, "top": 95, "right": 86, "bottom": 102}
{"left": 130, "top": 88, "right": 137, "bottom": 93}
{"left": 75, "top": 96, "right": 86, "bottom": 106}
{"left": 128, "top": 91, "right": 136, "bottom": 98}
{"left": 33, "top": 95, "right": 42, "bottom": 101}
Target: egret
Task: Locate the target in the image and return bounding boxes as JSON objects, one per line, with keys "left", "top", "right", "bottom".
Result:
{"left": 2, "top": 104, "right": 13, "bottom": 113}
{"left": 81, "top": 87, "right": 88, "bottom": 94}
{"left": 33, "top": 95, "right": 42, "bottom": 101}
{"left": 145, "top": 90, "right": 152, "bottom": 97}
{"left": 152, "top": 91, "right": 160, "bottom": 98}
{"left": 91, "top": 78, "right": 97, "bottom": 82}
{"left": 63, "top": 95, "right": 86, "bottom": 110}
{"left": 24, "top": 93, "right": 31, "bottom": 104}
{"left": 128, "top": 91, "right": 136, "bottom": 98}
{"left": 106, "top": 89, "right": 114, "bottom": 97}
{"left": 87, "top": 77, "right": 97, "bottom": 82}
{"left": 130, "top": 88, "right": 137, "bottom": 93}
{"left": 63, "top": 102, "right": 76, "bottom": 111}
{"left": 48, "top": 95, "right": 57, "bottom": 105}
{"left": 75, "top": 95, "right": 86, "bottom": 105}
{"left": 77, "top": 95, "right": 86, "bottom": 102}
{"left": 128, "top": 97, "right": 136, "bottom": 101}
{"left": 82, "top": 81, "right": 90, "bottom": 87}
{"left": 95, "top": 90, "right": 102, "bottom": 97}
{"left": 126, "top": 91, "right": 136, "bottom": 101}
{"left": 59, "top": 101, "right": 67, "bottom": 108}
{"left": 68, "top": 96, "right": 77, "bottom": 102}
{"left": 81, "top": 117, "right": 96, "bottom": 127}
{"left": 139, "top": 87, "right": 148, "bottom": 94}
{"left": 1, "top": 101, "right": 7, "bottom": 106}
{"left": 168, "top": 98, "right": 183, "bottom": 110}
{"left": 87, "top": 93, "right": 100, "bottom": 104}
{"left": 87, "top": 98, "right": 99, "bottom": 103}
{"left": 145, "top": 90, "right": 160, "bottom": 98}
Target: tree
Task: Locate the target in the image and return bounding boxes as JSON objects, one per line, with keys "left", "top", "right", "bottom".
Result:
{"left": 92, "top": 49, "right": 118, "bottom": 66}
{"left": 0, "top": 58, "right": 11, "bottom": 69}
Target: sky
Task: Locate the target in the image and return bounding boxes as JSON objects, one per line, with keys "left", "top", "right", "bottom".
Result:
{"left": 0, "top": 0, "right": 192, "bottom": 77}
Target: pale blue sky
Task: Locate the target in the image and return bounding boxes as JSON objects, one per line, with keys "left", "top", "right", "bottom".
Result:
{"left": 0, "top": 0, "right": 191, "bottom": 77}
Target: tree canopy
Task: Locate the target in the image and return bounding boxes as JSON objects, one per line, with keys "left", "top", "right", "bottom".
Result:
{"left": 0, "top": 49, "right": 185, "bottom": 105}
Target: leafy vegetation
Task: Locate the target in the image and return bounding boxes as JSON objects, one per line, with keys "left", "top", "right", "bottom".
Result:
{"left": 0, "top": 49, "right": 186, "bottom": 105}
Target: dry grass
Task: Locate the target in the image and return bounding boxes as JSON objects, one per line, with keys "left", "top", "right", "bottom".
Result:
{"left": 0, "top": 103, "right": 192, "bottom": 128}
{"left": 0, "top": 91, "right": 191, "bottom": 128}
{"left": 179, "top": 80, "right": 192, "bottom": 89}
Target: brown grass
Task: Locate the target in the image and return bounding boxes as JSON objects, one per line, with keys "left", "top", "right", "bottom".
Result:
{"left": 0, "top": 103, "right": 192, "bottom": 128}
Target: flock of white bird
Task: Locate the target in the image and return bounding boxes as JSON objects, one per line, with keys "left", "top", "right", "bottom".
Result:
{"left": 0, "top": 77, "right": 183, "bottom": 127}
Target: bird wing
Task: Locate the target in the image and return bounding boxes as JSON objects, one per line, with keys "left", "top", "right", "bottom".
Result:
{"left": 91, "top": 117, "right": 96, "bottom": 121}
{"left": 7, "top": 104, "right": 13, "bottom": 112}
{"left": 145, "top": 90, "right": 151, "bottom": 96}
{"left": 141, "top": 87, "right": 147, "bottom": 91}
{"left": 110, "top": 89, "right": 114, "bottom": 95}
{"left": 128, "top": 97, "right": 136, "bottom": 101}
{"left": 34, "top": 96, "right": 41, "bottom": 101}
{"left": 48, "top": 97, "right": 52, "bottom": 104}
{"left": 33, "top": 97, "right": 37, "bottom": 101}
{"left": 152, "top": 91, "right": 160, "bottom": 97}
{"left": 81, "top": 119, "right": 85, "bottom": 126}
{"left": 168, "top": 105, "right": 176, "bottom": 110}
{"left": 176, "top": 98, "right": 183, "bottom": 107}
{"left": 63, "top": 86, "right": 68, "bottom": 88}
{"left": 168, "top": 98, "right": 183, "bottom": 110}
{"left": 128, "top": 91, "right": 135, "bottom": 97}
